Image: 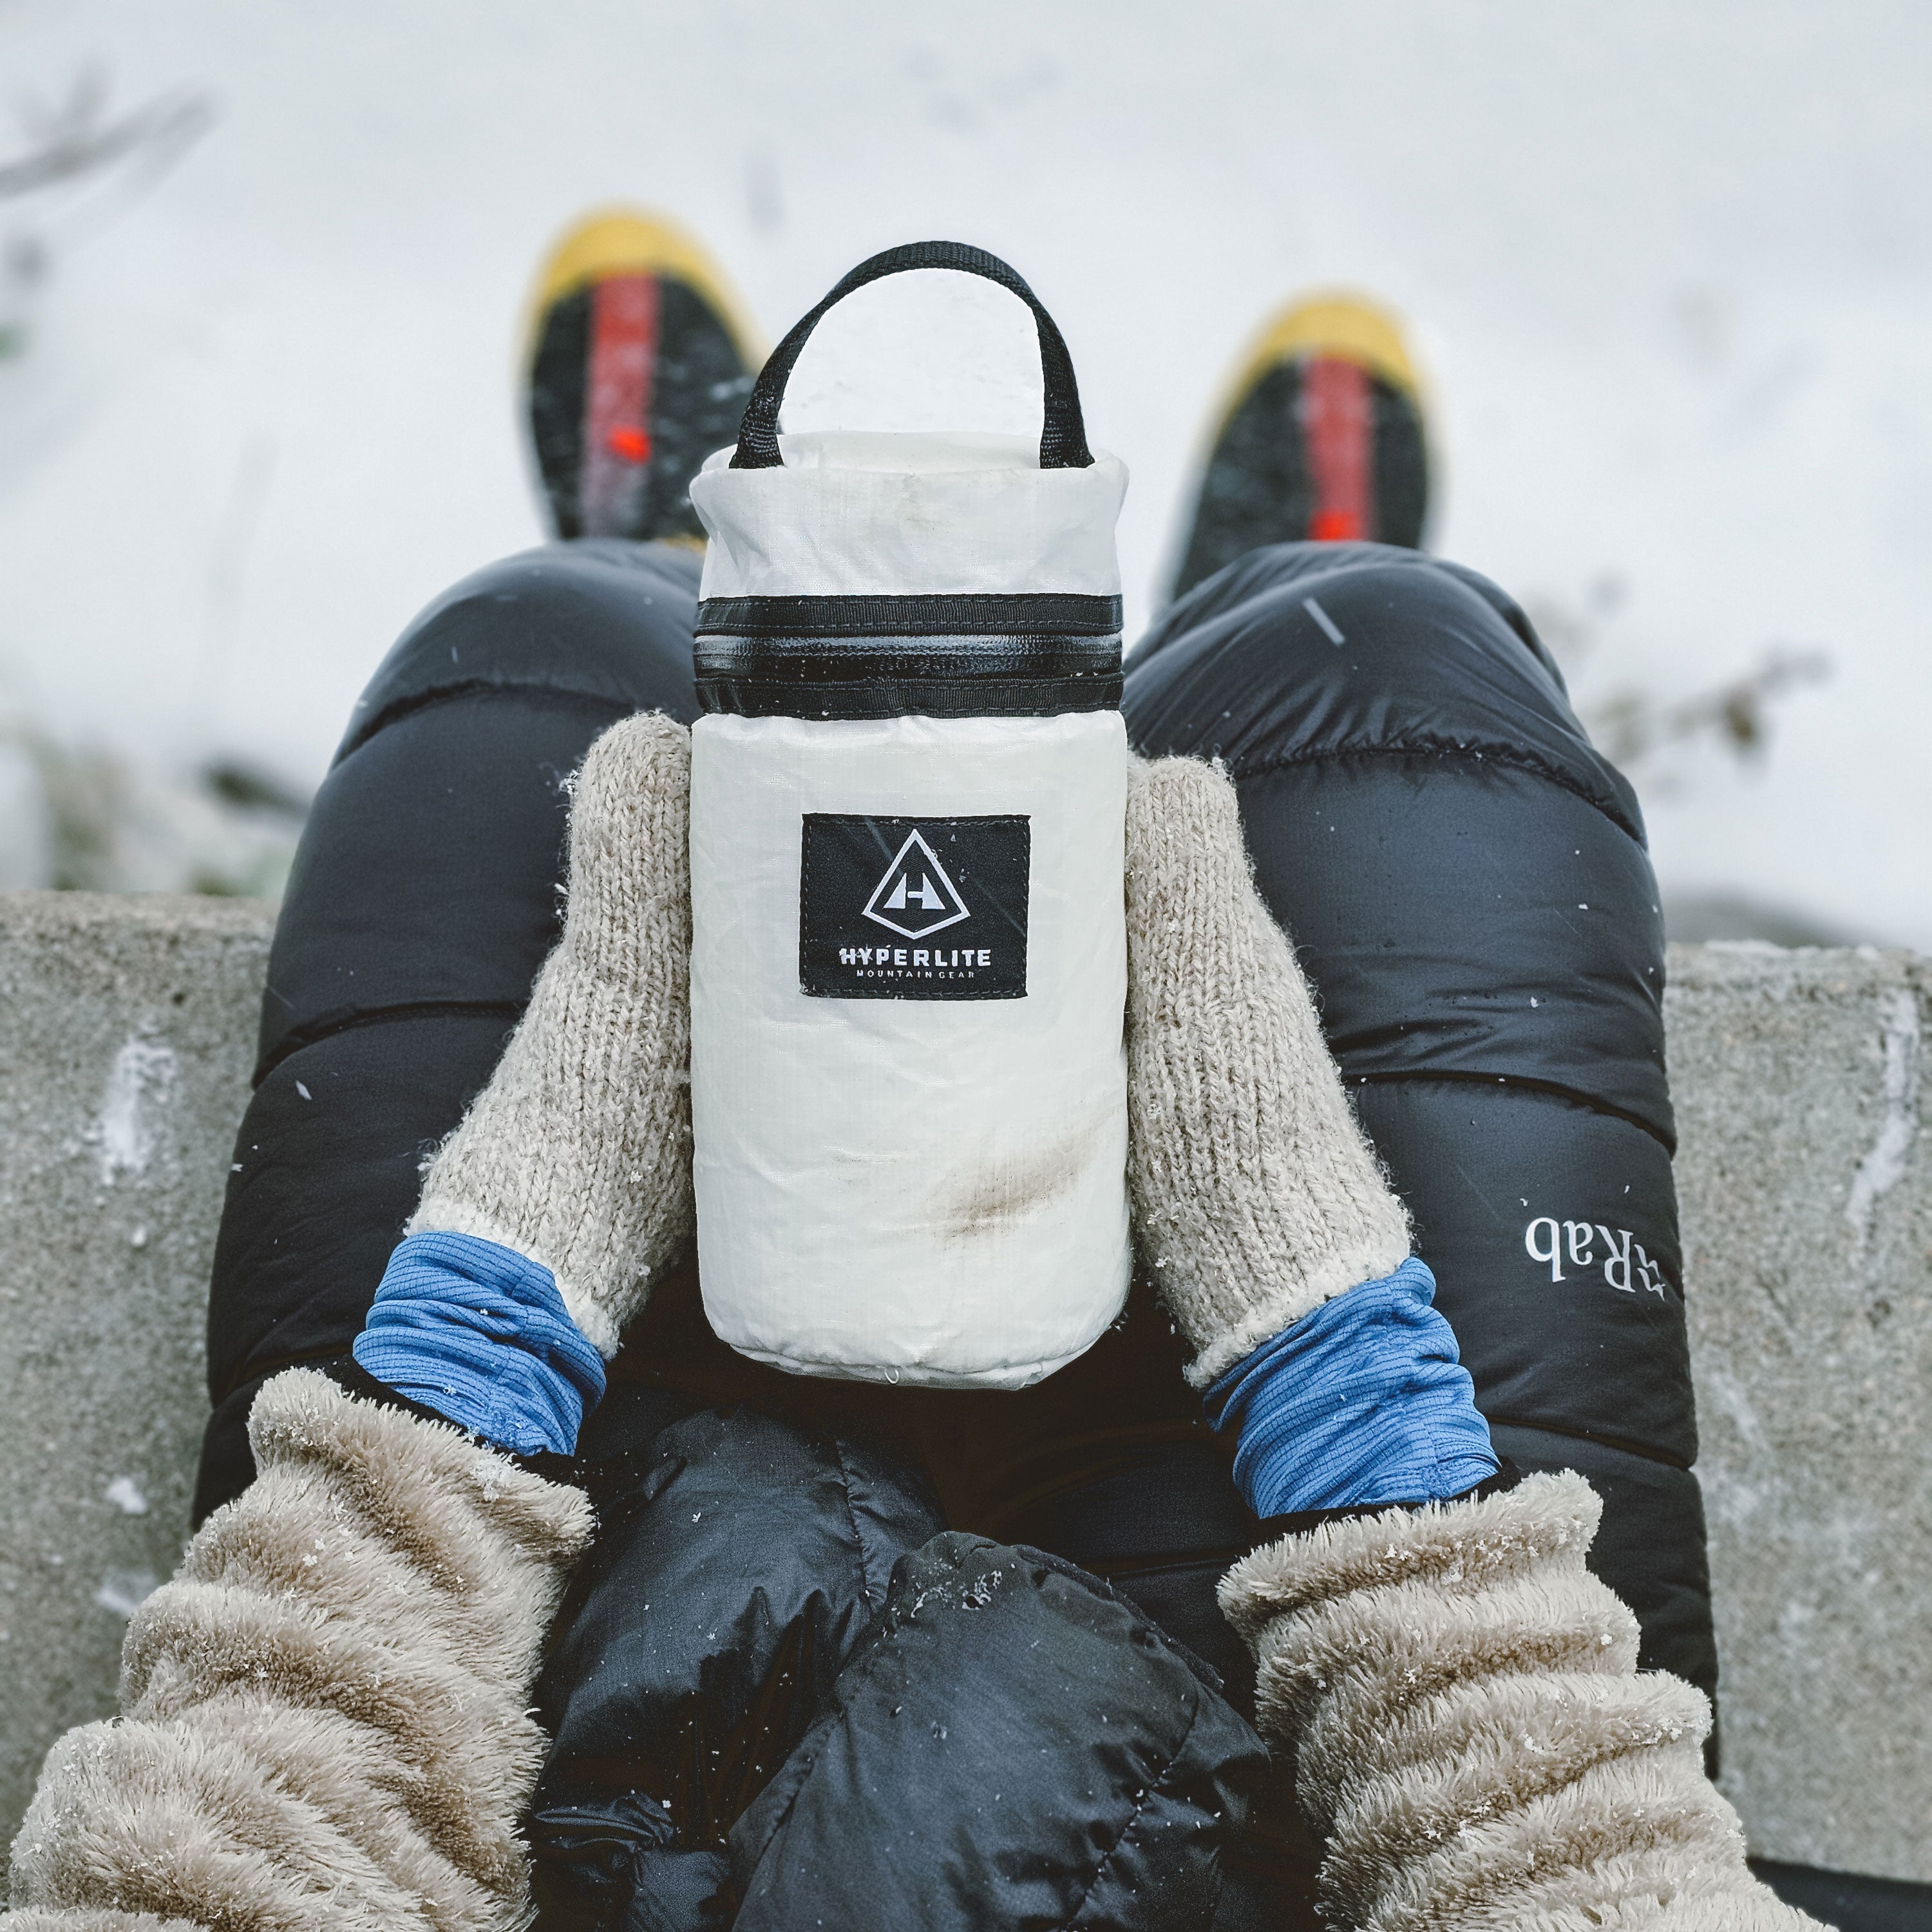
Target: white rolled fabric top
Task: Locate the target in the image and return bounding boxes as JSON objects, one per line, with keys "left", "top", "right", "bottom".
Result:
{"left": 689, "top": 430, "right": 1128, "bottom": 600}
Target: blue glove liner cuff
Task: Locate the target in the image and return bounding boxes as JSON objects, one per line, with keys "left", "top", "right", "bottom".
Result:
{"left": 352, "top": 1231, "right": 607, "bottom": 1458}
{"left": 1203, "top": 1256, "right": 1499, "bottom": 1519}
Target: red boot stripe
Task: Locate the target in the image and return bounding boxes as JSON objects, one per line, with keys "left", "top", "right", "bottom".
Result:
{"left": 580, "top": 272, "right": 660, "bottom": 537}
{"left": 1300, "top": 355, "right": 1373, "bottom": 544}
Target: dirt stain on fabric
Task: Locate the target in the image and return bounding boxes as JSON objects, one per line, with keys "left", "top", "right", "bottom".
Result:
{"left": 932, "top": 1121, "right": 1099, "bottom": 1238}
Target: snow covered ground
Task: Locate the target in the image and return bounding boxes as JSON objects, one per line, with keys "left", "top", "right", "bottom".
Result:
{"left": 1, "top": 1, "right": 1927, "bottom": 940}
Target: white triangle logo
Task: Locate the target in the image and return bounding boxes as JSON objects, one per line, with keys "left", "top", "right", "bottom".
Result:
{"left": 862, "top": 829, "right": 971, "bottom": 940}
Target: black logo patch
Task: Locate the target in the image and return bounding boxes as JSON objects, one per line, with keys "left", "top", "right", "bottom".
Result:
{"left": 800, "top": 815, "right": 1030, "bottom": 999}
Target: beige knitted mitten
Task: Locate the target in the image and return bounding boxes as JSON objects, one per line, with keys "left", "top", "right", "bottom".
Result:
{"left": 7, "top": 1370, "right": 593, "bottom": 1932}
{"left": 1124, "top": 752, "right": 1410, "bottom": 1383}
{"left": 412, "top": 709, "right": 694, "bottom": 1356}
{"left": 1219, "top": 1472, "right": 1820, "bottom": 1931}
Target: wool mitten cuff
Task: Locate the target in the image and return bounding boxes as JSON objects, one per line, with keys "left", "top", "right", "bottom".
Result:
{"left": 1124, "top": 752, "right": 1410, "bottom": 1384}
{"left": 352, "top": 1230, "right": 607, "bottom": 1456}
{"left": 1218, "top": 1472, "right": 1821, "bottom": 1931}
{"left": 1204, "top": 1256, "right": 1498, "bottom": 1518}
{"left": 8, "top": 1369, "right": 593, "bottom": 1931}
{"left": 412, "top": 711, "right": 695, "bottom": 1357}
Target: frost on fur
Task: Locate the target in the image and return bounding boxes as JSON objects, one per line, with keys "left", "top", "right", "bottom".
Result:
{"left": 1218, "top": 1473, "right": 1823, "bottom": 1931}
{"left": 8, "top": 1370, "right": 592, "bottom": 1932}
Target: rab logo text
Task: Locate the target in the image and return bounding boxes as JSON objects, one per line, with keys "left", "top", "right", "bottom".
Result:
{"left": 1524, "top": 1218, "right": 1671, "bottom": 1297}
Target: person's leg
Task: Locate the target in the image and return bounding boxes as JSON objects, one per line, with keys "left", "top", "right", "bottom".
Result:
{"left": 1121, "top": 538, "right": 1715, "bottom": 1706}
{"left": 526, "top": 1403, "right": 947, "bottom": 1929}
{"left": 194, "top": 539, "right": 705, "bottom": 1520}
{"left": 726, "top": 1531, "right": 1263, "bottom": 1932}
{"left": 536, "top": 1387, "right": 1264, "bottom": 1932}
{"left": 916, "top": 1314, "right": 1318, "bottom": 1930}
{"left": 194, "top": 205, "right": 761, "bottom": 1521}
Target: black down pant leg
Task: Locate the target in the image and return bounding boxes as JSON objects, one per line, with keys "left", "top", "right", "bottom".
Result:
{"left": 527, "top": 1402, "right": 948, "bottom": 1930}
{"left": 530, "top": 1398, "right": 1263, "bottom": 1932}
{"left": 193, "top": 540, "right": 703, "bottom": 1522}
{"left": 1123, "top": 541, "right": 1718, "bottom": 1709}
{"left": 730, "top": 1534, "right": 1263, "bottom": 1931}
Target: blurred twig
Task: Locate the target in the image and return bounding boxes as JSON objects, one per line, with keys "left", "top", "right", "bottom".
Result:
{"left": 0, "top": 710, "right": 308, "bottom": 897}
{"left": 0, "top": 67, "right": 216, "bottom": 359}
{"left": 1584, "top": 647, "right": 1831, "bottom": 770}
{"left": 0, "top": 68, "right": 213, "bottom": 201}
{"left": 0, "top": 714, "right": 121, "bottom": 888}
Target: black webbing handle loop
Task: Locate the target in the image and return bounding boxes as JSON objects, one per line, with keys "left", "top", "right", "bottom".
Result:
{"left": 730, "top": 240, "right": 1094, "bottom": 471}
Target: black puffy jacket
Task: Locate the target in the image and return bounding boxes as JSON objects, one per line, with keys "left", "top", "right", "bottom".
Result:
{"left": 1123, "top": 541, "right": 1714, "bottom": 1701}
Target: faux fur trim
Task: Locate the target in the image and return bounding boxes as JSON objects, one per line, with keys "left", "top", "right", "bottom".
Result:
{"left": 1217, "top": 1472, "right": 1824, "bottom": 1931}
{"left": 1218, "top": 1470, "right": 1604, "bottom": 1642}
{"left": 9, "top": 1370, "right": 592, "bottom": 1931}
{"left": 2, "top": 1916, "right": 208, "bottom": 1931}
{"left": 1250, "top": 1557, "right": 1642, "bottom": 1778}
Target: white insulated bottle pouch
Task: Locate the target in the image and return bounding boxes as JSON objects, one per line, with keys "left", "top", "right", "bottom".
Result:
{"left": 687, "top": 242, "right": 1132, "bottom": 1388}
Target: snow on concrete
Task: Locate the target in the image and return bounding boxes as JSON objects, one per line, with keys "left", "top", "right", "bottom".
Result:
{"left": 1846, "top": 987, "right": 1922, "bottom": 1283}
{"left": 91, "top": 1566, "right": 157, "bottom": 1618}
{"left": 102, "top": 1473, "right": 149, "bottom": 1516}
{"left": 1, "top": 0, "right": 1927, "bottom": 940}
{"left": 88, "top": 1032, "right": 178, "bottom": 1182}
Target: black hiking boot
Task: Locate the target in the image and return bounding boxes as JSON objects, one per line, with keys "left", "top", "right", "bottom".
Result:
{"left": 1168, "top": 292, "right": 1430, "bottom": 601}
{"left": 522, "top": 208, "right": 761, "bottom": 543}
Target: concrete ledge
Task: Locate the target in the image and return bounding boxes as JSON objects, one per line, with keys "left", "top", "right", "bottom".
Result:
{"left": 0, "top": 892, "right": 270, "bottom": 1855}
{"left": 0, "top": 891, "right": 1926, "bottom": 1884}
{"left": 1670, "top": 943, "right": 1930, "bottom": 1882}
